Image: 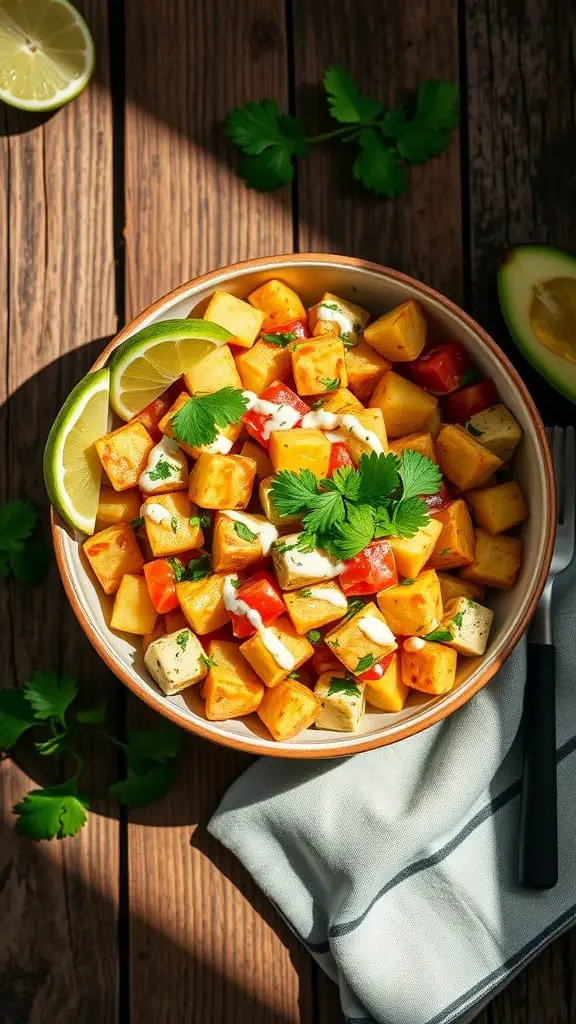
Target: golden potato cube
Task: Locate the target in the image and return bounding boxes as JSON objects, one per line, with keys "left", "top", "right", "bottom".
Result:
{"left": 424, "top": 406, "right": 443, "bottom": 438}
{"left": 370, "top": 371, "right": 438, "bottom": 438}
{"left": 144, "top": 628, "right": 207, "bottom": 695}
{"left": 389, "top": 432, "right": 437, "bottom": 463}
{"left": 176, "top": 573, "right": 229, "bottom": 634}
{"left": 184, "top": 344, "right": 242, "bottom": 394}
{"left": 402, "top": 640, "right": 457, "bottom": 694}
{"left": 158, "top": 390, "right": 241, "bottom": 459}
{"left": 204, "top": 290, "right": 264, "bottom": 348}
{"left": 111, "top": 574, "right": 158, "bottom": 635}
{"left": 235, "top": 338, "right": 292, "bottom": 395}
{"left": 437, "top": 572, "right": 485, "bottom": 605}
{"left": 83, "top": 522, "right": 144, "bottom": 595}
{"left": 389, "top": 519, "right": 443, "bottom": 579}
{"left": 212, "top": 512, "right": 273, "bottom": 573}
{"left": 466, "top": 403, "right": 522, "bottom": 463}
{"left": 257, "top": 677, "right": 322, "bottom": 741}
{"left": 239, "top": 440, "right": 273, "bottom": 480}
{"left": 188, "top": 452, "right": 256, "bottom": 510}
{"left": 259, "top": 477, "right": 302, "bottom": 529}
{"left": 247, "top": 279, "right": 306, "bottom": 331}
{"left": 466, "top": 480, "right": 528, "bottom": 535}
{"left": 95, "top": 421, "right": 154, "bottom": 491}
{"left": 377, "top": 569, "right": 442, "bottom": 636}
{"left": 325, "top": 603, "right": 397, "bottom": 676}
{"left": 364, "top": 300, "right": 427, "bottom": 361}
{"left": 308, "top": 292, "right": 370, "bottom": 347}
{"left": 312, "top": 387, "right": 363, "bottom": 415}
{"left": 269, "top": 429, "right": 331, "bottom": 478}
{"left": 143, "top": 615, "right": 166, "bottom": 653}
{"left": 291, "top": 336, "right": 347, "bottom": 396}
{"left": 284, "top": 582, "right": 348, "bottom": 634}
{"left": 314, "top": 672, "right": 366, "bottom": 732}
{"left": 363, "top": 654, "right": 409, "bottom": 712}
{"left": 240, "top": 616, "right": 314, "bottom": 687}
{"left": 96, "top": 487, "right": 141, "bottom": 528}
{"left": 202, "top": 640, "right": 264, "bottom": 719}
{"left": 460, "top": 529, "right": 522, "bottom": 590}
{"left": 428, "top": 500, "right": 475, "bottom": 570}
{"left": 436, "top": 425, "right": 503, "bottom": 490}
{"left": 336, "top": 408, "right": 388, "bottom": 463}
{"left": 344, "top": 342, "right": 391, "bottom": 402}
{"left": 142, "top": 492, "right": 204, "bottom": 557}
{"left": 439, "top": 597, "right": 494, "bottom": 657}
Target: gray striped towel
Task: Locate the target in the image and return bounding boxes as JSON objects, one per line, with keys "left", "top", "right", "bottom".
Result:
{"left": 209, "top": 560, "right": 576, "bottom": 1024}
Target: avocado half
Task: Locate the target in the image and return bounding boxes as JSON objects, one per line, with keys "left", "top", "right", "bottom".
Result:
{"left": 498, "top": 244, "right": 576, "bottom": 402}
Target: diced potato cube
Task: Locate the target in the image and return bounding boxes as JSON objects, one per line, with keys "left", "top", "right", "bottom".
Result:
{"left": 437, "top": 572, "right": 485, "bottom": 605}
{"left": 436, "top": 425, "right": 503, "bottom": 490}
{"left": 363, "top": 653, "right": 409, "bottom": 712}
{"left": 247, "top": 279, "right": 306, "bottom": 332}
{"left": 271, "top": 533, "right": 342, "bottom": 591}
{"left": 96, "top": 487, "right": 141, "bottom": 528}
{"left": 389, "top": 519, "right": 443, "bottom": 579}
{"left": 364, "top": 300, "right": 427, "bottom": 361}
{"left": 466, "top": 404, "right": 522, "bottom": 463}
{"left": 370, "top": 371, "right": 438, "bottom": 438}
{"left": 325, "top": 603, "right": 397, "bottom": 677}
{"left": 188, "top": 452, "right": 256, "bottom": 510}
{"left": 291, "top": 336, "right": 347, "bottom": 396}
{"left": 83, "top": 522, "right": 144, "bottom": 595}
{"left": 314, "top": 672, "right": 366, "bottom": 732}
{"left": 183, "top": 344, "right": 242, "bottom": 394}
{"left": 111, "top": 574, "right": 158, "bottom": 635}
{"left": 95, "top": 421, "right": 154, "bottom": 491}
{"left": 428, "top": 500, "right": 475, "bottom": 570}
{"left": 376, "top": 569, "right": 442, "bottom": 636}
{"left": 142, "top": 492, "right": 204, "bottom": 557}
{"left": 332, "top": 408, "right": 388, "bottom": 463}
{"left": 257, "top": 677, "right": 323, "bottom": 741}
{"left": 164, "top": 608, "right": 188, "bottom": 633}
{"left": 466, "top": 480, "right": 528, "bottom": 535}
{"left": 204, "top": 290, "right": 264, "bottom": 348}
{"left": 424, "top": 406, "right": 443, "bottom": 438}
{"left": 235, "top": 337, "right": 292, "bottom": 395}
{"left": 260, "top": 477, "right": 302, "bottom": 529}
{"left": 142, "top": 615, "right": 166, "bottom": 653}
{"left": 284, "top": 582, "right": 348, "bottom": 634}
{"left": 344, "top": 342, "right": 391, "bottom": 401}
{"left": 202, "top": 640, "right": 264, "bottom": 719}
{"left": 176, "top": 573, "right": 229, "bottom": 634}
{"left": 240, "top": 616, "right": 314, "bottom": 687}
{"left": 269, "top": 429, "right": 331, "bottom": 479}
{"left": 144, "top": 628, "right": 207, "bottom": 695}
{"left": 212, "top": 512, "right": 273, "bottom": 573}
{"left": 439, "top": 596, "right": 494, "bottom": 656}
{"left": 158, "top": 390, "right": 241, "bottom": 459}
{"left": 308, "top": 292, "right": 370, "bottom": 347}
{"left": 401, "top": 640, "right": 457, "bottom": 694}
{"left": 389, "top": 432, "right": 437, "bottom": 463}
{"left": 312, "top": 387, "right": 363, "bottom": 415}
{"left": 460, "top": 529, "right": 522, "bottom": 590}
{"left": 239, "top": 440, "right": 273, "bottom": 480}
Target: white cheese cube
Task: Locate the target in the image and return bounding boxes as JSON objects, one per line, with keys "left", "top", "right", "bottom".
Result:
{"left": 144, "top": 628, "right": 208, "bottom": 695}
{"left": 440, "top": 597, "right": 494, "bottom": 656}
{"left": 314, "top": 672, "right": 366, "bottom": 732}
{"left": 466, "top": 404, "right": 522, "bottom": 463}
{"left": 271, "top": 533, "right": 344, "bottom": 591}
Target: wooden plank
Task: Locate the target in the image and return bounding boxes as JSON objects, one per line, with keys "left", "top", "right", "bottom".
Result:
{"left": 0, "top": 2, "right": 119, "bottom": 1020}
{"left": 123, "top": 2, "right": 312, "bottom": 1021}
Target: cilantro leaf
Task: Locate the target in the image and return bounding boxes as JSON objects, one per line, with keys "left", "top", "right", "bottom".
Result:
{"left": 200, "top": 653, "right": 216, "bottom": 669}
{"left": 322, "top": 466, "right": 361, "bottom": 501}
{"left": 423, "top": 626, "right": 453, "bottom": 643}
{"left": 343, "top": 597, "right": 366, "bottom": 621}
{"left": 452, "top": 611, "right": 464, "bottom": 628}
{"left": 261, "top": 331, "right": 296, "bottom": 347}
{"left": 9, "top": 536, "right": 51, "bottom": 584}
{"left": 131, "top": 517, "right": 144, "bottom": 529}
{"left": 176, "top": 631, "right": 190, "bottom": 652}
{"left": 108, "top": 762, "right": 176, "bottom": 808}
{"left": 372, "top": 504, "right": 395, "bottom": 538}
{"left": 34, "top": 733, "right": 70, "bottom": 757}
{"left": 0, "top": 690, "right": 38, "bottom": 750}
{"left": 302, "top": 491, "right": 345, "bottom": 535}
{"left": 181, "top": 554, "right": 212, "bottom": 582}
{"left": 390, "top": 497, "right": 430, "bottom": 539}
{"left": 323, "top": 66, "right": 383, "bottom": 124}
{"left": 0, "top": 500, "right": 37, "bottom": 552}
{"left": 167, "top": 556, "right": 185, "bottom": 581}
{"left": 23, "top": 671, "right": 78, "bottom": 728}
{"left": 398, "top": 449, "right": 442, "bottom": 501}
{"left": 234, "top": 521, "right": 258, "bottom": 543}
{"left": 148, "top": 458, "right": 178, "bottom": 482}
{"left": 14, "top": 780, "right": 89, "bottom": 840}
{"left": 355, "top": 653, "right": 376, "bottom": 673}
{"left": 270, "top": 469, "right": 320, "bottom": 518}
{"left": 320, "top": 377, "right": 339, "bottom": 392}
{"left": 356, "top": 452, "right": 400, "bottom": 505}
{"left": 326, "top": 504, "right": 374, "bottom": 560}
{"left": 171, "top": 388, "right": 248, "bottom": 450}
{"left": 0, "top": 551, "right": 9, "bottom": 579}
{"left": 307, "top": 629, "right": 323, "bottom": 645}
{"left": 124, "top": 724, "right": 184, "bottom": 764}
{"left": 76, "top": 699, "right": 107, "bottom": 725}
{"left": 383, "top": 80, "right": 460, "bottom": 164}
{"left": 225, "top": 100, "right": 308, "bottom": 191}
{"left": 352, "top": 129, "right": 407, "bottom": 198}
{"left": 327, "top": 677, "right": 362, "bottom": 698}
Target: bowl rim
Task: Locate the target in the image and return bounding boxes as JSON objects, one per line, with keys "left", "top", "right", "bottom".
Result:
{"left": 51, "top": 252, "right": 555, "bottom": 758}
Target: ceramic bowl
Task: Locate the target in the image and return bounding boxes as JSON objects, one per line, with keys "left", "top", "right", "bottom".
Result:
{"left": 52, "top": 254, "right": 555, "bottom": 757}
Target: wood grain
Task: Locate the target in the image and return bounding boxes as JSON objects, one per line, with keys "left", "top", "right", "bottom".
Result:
{"left": 123, "top": 2, "right": 311, "bottom": 1021}
{"left": 0, "top": 2, "right": 119, "bottom": 1021}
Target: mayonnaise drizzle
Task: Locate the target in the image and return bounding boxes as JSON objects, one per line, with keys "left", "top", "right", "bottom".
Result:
{"left": 139, "top": 437, "right": 188, "bottom": 493}
{"left": 307, "top": 586, "right": 348, "bottom": 608}
{"left": 140, "top": 502, "right": 173, "bottom": 526}
{"left": 357, "top": 615, "right": 396, "bottom": 646}
{"left": 221, "top": 510, "right": 278, "bottom": 556}
{"left": 243, "top": 391, "right": 302, "bottom": 439}
{"left": 223, "top": 575, "right": 295, "bottom": 670}
{"left": 300, "top": 410, "right": 383, "bottom": 454}
{"left": 316, "top": 302, "right": 356, "bottom": 337}
{"left": 404, "top": 636, "right": 426, "bottom": 653}
{"left": 201, "top": 433, "right": 233, "bottom": 454}
{"left": 283, "top": 545, "right": 345, "bottom": 581}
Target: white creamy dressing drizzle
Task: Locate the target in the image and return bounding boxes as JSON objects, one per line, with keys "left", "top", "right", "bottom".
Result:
{"left": 300, "top": 410, "right": 383, "bottom": 455}
{"left": 357, "top": 615, "right": 396, "bottom": 646}
{"left": 201, "top": 433, "right": 234, "bottom": 454}
{"left": 404, "top": 636, "right": 426, "bottom": 653}
{"left": 284, "top": 546, "right": 345, "bottom": 580}
{"left": 140, "top": 502, "right": 173, "bottom": 526}
{"left": 223, "top": 575, "right": 295, "bottom": 670}
{"left": 307, "top": 586, "right": 348, "bottom": 608}
{"left": 221, "top": 510, "right": 279, "bottom": 555}
{"left": 139, "top": 437, "right": 188, "bottom": 493}
{"left": 243, "top": 391, "right": 302, "bottom": 440}
{"left": 316, "top": 302, "right": 353, "bottom": 336}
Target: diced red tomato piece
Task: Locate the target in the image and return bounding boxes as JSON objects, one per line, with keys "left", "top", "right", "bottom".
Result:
{"left": 244, "top": 381, "right": 310, "bottom": 449}
{"left": 327, "top": 441, "right": 355, "bottom": 476}
{"left": 444, "top": 378, "right": 498, "bottom": 423}
{"left": 262, "top": 318, "right": 310, "bottom": 341}
{"left": 408, "top": 342, "right": 472, "bottom": 395}
{"left": 130, "top": 388, "right": 177, "bottom": 441}
{"left": 228, "top": 570, "right": 286, "bottom": 638}
{"left": 143, "top": 559, "right": 180, "bottom": 614}
{"left": 423, "top": 479, "right": 452, "bottom": 513}
{"left": 339, "top": 539, "right": 398, "bottom": 596}
{"left": 358, "top": 652, "right": 395, "bottom": 681}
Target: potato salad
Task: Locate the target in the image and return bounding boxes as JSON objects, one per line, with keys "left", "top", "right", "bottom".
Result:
{"left": 83, "top": 280, "right": 528, "bottom": 741}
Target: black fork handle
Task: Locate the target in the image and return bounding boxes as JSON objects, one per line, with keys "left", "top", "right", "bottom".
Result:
{"left": 518, "top": 642, "right": 558, "bottom": 889}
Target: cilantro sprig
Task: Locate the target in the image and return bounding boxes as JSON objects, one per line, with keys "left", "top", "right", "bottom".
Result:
{"left": 171, "top": 388, "right": 248, "bottom": 450}
{"left": 225, "top": 67, "right": 459, "bottom": 198}
{"left": 0, "top": 500, "right": 50, "bottom": 584}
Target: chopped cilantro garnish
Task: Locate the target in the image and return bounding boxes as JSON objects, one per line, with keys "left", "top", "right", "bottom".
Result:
{"left": 327, "top": 677, "right": 361, "bottom": 698}
{"left": 200, "top": 653, "right": 216, "bottom": 668}
{"left": 148, "top": 457, "right": 179, "bottom": 482}
{"left": 261, "top": 331, "right": 297, "bottom": 347}
{"left": 466, "top": 423, "right": 483, "bottom": 438}
{"left": 320, "top": 377, "right": 340, "bottom": 392}
{"left": 234, "top": 521, "right": 258, "bottom": 543}
{"left": 355, "top": 653, "right": 376, "bottom": 673}
{"left": 176, "top": 631, "right": 189, "bottom": 652}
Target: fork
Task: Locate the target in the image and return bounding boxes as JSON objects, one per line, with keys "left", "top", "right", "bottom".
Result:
{"left": 518, "top": 425, "right": 575, "bottom": 889}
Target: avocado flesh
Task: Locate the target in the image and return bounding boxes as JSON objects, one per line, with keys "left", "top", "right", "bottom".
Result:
{"left": 498, "top": 245, "right": 576, "bottom": 402}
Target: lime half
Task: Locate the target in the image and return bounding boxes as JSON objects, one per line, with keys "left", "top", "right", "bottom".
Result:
{"left": 0, "top": 0, "right": 95, "bottom": 112}
{"left": 44, "top": 368, "right": 109, "bottom": 535}
{"left": 110, "top": 318, "right": 233, "bottom": 420}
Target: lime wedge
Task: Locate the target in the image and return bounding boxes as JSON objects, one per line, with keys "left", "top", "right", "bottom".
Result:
{"left": 0, "top": 0, "right": 94, "bottom": 112}
{"left": 109, "top": 318, "right": 233, "bottom": 421}
{"left": 44, "top": 368, "right": 109, "bottom": 535}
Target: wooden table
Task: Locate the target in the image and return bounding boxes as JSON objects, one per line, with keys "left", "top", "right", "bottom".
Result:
{"left": 1, "top": 2, "right": 575, "bottom": 1021}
